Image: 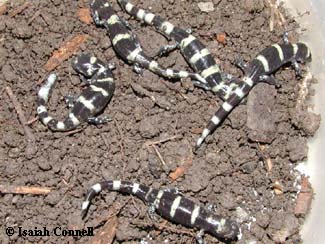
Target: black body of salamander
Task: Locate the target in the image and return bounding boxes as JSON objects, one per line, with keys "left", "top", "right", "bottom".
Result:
{"left": 90, "top": 0, "right": 205, "bottom": 84}
{"left": 117, "top": 0, "right": 237, "bottom": 100}
{"left": 195, "top": 42, "right": 312, "bottom": 149}
{"left": 37, "top": 54, "right": 115, "bottom": 131}
{"left": 82, "top": 180, "right": 240, "bottom": 243}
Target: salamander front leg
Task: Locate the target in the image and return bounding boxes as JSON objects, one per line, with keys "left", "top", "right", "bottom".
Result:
{"left": 222, "top": 73, "right": 242, "bottom": 87}
{"left": 196, "top": 229, "right": 206, "bottom": 244}
{"left": 154, "top": 43, "right": 179, "bottom": 57}
{"left": 292, "top": 60, "right": 302, "bottom": 77}
{"left": 133, "top": 63, "right": 144, "bottom": 74}
{"left": 234, "top": 57, "right": 249, "bottom": 74}
{"left": 206, "top": 203, "right": 217, "bottom": 212}
{"left": 221, "top": 73, "right": 242, "bottom": 98}
{"left": 259, "top": 74, "right": 280, "bottom": 87}
{"left": 87, "top": 115, "right": 112, "bottom": 125}
{"left": 193, "top": 81, "right": 211, "bottom": 91}
{"left": 147, "top": 203, "right": 158, "bottom": 221}
{"left": 120, "top": 17, "right": 134, "bottom": 31}
{"left": 108, "top": 62, "right": 116, "bottom": 70}
{"left": 64, "top": 94, "right": 76, "bottom": 108}
{"left": 283, "top": 31, "right": 289, "bottom": 44}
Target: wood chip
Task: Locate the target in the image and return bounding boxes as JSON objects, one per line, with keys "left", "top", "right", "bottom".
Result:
{"left": 190, "top": 127, "right": 203, "bottom": 134}
{"left": 0, "top": 185, "right": 52, "bottom": 195}
{"left": 90, "top": 216, "right": 118, "bottom": 244}
{"left": 169, "top": 157, "right": 193, "bottom": 181}
{"left": 215, "top": 33, "right": 226, "bottom": 44}
{"left": 169, "top": 166, "right": 187, "bottom": 181}
{"left": 77, "top": 8, "right": 92, "bottom": 25}
{"left": 273, "top": 180, "right": 284, "bottom": 195}
{"left": 43, "top": 34, "right": 89, "bottom": 72}
{"left": 9, "top": 1, "right": 31, "bottom": 17}
{"left": 266, "top": 157, "right": 273, "bottom": 172}
{"left": 267, "top": 0, "right": 286, "bottom": 31}
{"left": 0, "top": 1, "right": 7, "bottom": 15}
{"left": 295, "top": 176, "right": 313, "bottom": 216}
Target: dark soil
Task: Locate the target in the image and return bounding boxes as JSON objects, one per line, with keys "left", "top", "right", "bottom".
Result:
{"left": 0, "top": 0, "right": 320, "bottom": 244}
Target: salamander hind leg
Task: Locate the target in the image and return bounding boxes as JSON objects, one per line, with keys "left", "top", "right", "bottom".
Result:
{"left": 292, "top": 60, "right": 303, "bottom": 77}
{"left": 154, "top": 43, "right": 179, "bottom": 57}
{"left": 234, "top": 57, "right": 250, "bottom": 74}
{"left": 133, "top": 63, "right": 144, "bottom": 74}
{"left": 192, "top": 80, "right": 212, "bottom": 91}
{"left": 259, "top": 74, "right": 279, "bottom": 87}
{"left": 147, "top": 203, "right": 157, "bottom": 219}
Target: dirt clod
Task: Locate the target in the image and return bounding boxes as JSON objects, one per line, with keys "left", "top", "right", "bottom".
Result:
{"left": 247, "top": 83, "right": 277, "bottom": 143}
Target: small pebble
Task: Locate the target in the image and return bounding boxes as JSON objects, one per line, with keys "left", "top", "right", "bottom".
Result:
{"left": 198, "top": 2, "right": 214, "bottom": 13}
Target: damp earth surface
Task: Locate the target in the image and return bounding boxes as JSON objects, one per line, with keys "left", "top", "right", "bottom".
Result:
{"left": 0, "top": 0, "right": 320, "bottom": 243}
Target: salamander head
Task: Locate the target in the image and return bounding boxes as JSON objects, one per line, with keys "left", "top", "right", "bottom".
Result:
{"left": 296, "top": 42, "right": 312, "bottom": 63}
{"left": 71, "top": 54, "right": 97, "bottom": 78}
{"left": 212, "top": 218, "right": 241, "bottom": 241}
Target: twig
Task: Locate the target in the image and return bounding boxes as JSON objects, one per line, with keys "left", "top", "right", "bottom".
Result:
{"left": 113, "top": 119, "right": 125, "bottom": 159}
{"left": 91, "top": 216, "right": 118, "bottom": 244}
{"left": 27, "top": 9, "right": 41, "bottom": 25}
{"left": 5, "top": 86, "right": 35, "bottom": 142}
{"left": 151, "top": 145, "right": 166, "bottom": 166}
{"left": 9, "top": 1, "right": 31, "bottom": 17}
{"left": 40, "top": 12, "right": 50, "bottom": 26}
{"left": 25, "top": 117, "right": 38, "bottom": 125}
{"left": 27, "top": 49, "right": 35, "bottom": 75}
{"left": 0, "top": 185, "right": 52, "bottom": 195}
{"left": 43, "top": 34, "right": 89, "bottom": 72}
{"left": 145, "top": 135, "right": 180, "bottom": 147}
{"left": 269, "top": 1, "right": 275, "bottom": 32}
{"left": 113, "top": 119, "right": 127, "bottom": 177}
{"left": 145, "top": 135, "right": 180, "bottom": 167}
{"left": 267, "top": 0, "right": 286, "bottom": 31}
{"left": 63, "top": 127, "right": 85, "bottom": 136}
